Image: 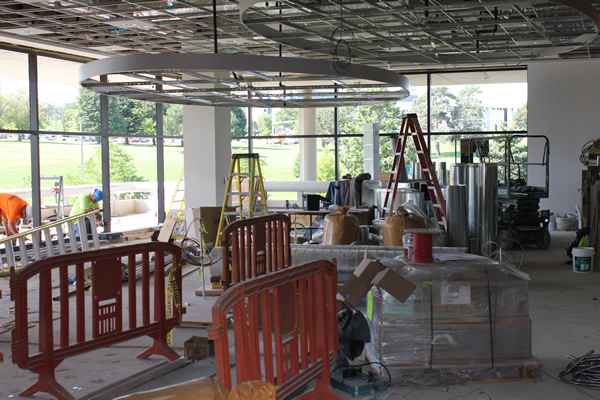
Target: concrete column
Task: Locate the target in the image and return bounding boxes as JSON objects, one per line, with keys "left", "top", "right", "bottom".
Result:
{"left": 364, "top": 123, "right": 380, "bottom": 180}
{"left": 183, "top": 104, "right": 231, "bottom": 207}
{"left": 299, "top": 108, "right": 317, "bottom": 181}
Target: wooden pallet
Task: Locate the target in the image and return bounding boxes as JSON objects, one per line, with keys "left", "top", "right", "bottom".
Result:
{"left": 376, "top": 358, "right": 542, "bottom": 386}
{"left": 178, "top": 321, "right": 213, "bottom": 329}
{"left": 194, "top": 286, "right": 223, "bottom": 297}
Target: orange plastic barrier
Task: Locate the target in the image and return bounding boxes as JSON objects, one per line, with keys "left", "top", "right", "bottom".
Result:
{"left": 209, "top": 259, "right": 341, "bottom": 399}
{"left": 221, "top": 214, "right": 292, "bottom": 289}
{"left": 10, "top": 242, "right": 184, "bottom": 400}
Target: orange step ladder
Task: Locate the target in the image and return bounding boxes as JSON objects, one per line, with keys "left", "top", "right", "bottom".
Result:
{"left": 381, "top": 113, "right": 447, "bottom": 232}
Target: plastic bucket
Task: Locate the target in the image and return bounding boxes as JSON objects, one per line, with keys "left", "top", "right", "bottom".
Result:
{"left": 572, "top": 247, "right": 594, "bottom": 273}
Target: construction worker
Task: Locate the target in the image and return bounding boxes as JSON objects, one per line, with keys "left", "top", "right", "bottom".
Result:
{"left": 70, "top": 189, "right": 104, "bottom": 237}
{"left": 0, "top": 193, "right": 32, "bottom": 237}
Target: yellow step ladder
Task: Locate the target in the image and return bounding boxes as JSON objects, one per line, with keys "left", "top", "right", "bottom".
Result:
{"left": 166, "top": 167, "right": 185, "bottom": 218}
{"left": 215, "top": 153, "right": 268, "bottom": 246}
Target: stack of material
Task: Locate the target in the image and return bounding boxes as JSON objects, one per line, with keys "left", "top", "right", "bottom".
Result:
{"left": 365, "top": 255, "right": 534, "bottom": 385}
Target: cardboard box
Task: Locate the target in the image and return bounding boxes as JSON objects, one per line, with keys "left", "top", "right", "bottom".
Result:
{"left": 185, "top": 206, "right": 234, "bottom": 247}
{"left": 184, "top": 335, "right": 214, "bottom": 361}
{"left": 337, "top": 259, "right": 416, "bottom": 308}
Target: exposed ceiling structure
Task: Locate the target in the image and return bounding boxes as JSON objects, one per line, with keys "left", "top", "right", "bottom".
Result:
{"left": 0, "top": 1, "right": 599, "bottom": 105}
{"left": 1, "top": 0, "right": 599, "bottom": 70}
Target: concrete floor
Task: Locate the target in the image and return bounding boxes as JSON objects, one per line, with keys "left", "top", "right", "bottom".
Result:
{"left": 1, "top": 230, "right": 599, "bottom": 400}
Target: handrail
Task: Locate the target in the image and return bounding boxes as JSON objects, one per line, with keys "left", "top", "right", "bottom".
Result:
{"left": 0, "top": 210, "right": 102, "bottom": 272}
{"left": 0, "top": 209, "right": 100, "bottom": 245}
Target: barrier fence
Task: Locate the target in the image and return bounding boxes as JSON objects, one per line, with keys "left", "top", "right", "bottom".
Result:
{"left": 10, "top": 242, "right": 183, "bottom": 400}
{"left": 221, "top": 214, "right": 292, "bottom": 289}
{"left": 0, "top": 210, "right": 102, "bottom": 274}
{"left": 209, "top": 259, "right": 340, "bottom": 399}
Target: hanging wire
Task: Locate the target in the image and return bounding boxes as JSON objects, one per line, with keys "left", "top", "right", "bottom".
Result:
{"left": 330, "top": 0, "right": 355, "bottom": 74}
{"left": 580, "top": 139, "right": 594, "bottom": 164}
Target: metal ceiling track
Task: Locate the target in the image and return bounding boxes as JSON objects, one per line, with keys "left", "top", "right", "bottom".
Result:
{"left": 1, "top": 0, "right": 600, "bottom": 71}
{"left": 79, "top": 52, "right": 410, "bottom": 107}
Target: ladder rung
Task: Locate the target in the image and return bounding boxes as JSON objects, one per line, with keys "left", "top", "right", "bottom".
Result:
{"left": 227, "top": 192, "right": 263, "bottom": 196}
{"left": 231, "top": 172, "right": 251, "bottom": 176}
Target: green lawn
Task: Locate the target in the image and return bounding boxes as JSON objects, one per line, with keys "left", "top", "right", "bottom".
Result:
{"left": 1, "top": 139, "right": 459, "bottom": 195}
{"left": 0, "top": 139, "right": 186, "bottom": 190}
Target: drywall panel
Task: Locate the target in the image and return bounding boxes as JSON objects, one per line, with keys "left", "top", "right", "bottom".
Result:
{"left": 528, "top": 60, "right": 600, "bottom": 217}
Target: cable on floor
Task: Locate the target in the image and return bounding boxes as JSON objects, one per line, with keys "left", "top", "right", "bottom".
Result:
{"left": 543, "top": 371, "right": 600, "bottom": 400}
{"left": 559, "top": 350, "right": 600, "bottom": 391}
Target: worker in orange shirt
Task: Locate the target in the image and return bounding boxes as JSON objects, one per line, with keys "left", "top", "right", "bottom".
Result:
{"left": 0, "top": 193, "right": 32, "bottom": 237}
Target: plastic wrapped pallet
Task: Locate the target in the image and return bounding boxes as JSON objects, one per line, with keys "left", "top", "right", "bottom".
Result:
{"left": 365, "top": 254, "right": 532, "bottom": 385}
{"left": 289, "top": 244, "right": 467, "bottom": 284}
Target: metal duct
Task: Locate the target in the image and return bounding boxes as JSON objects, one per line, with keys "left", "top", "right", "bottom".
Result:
{"left": 439, "top": 162, "right": 447, "bottom": 187}
{"left": 450, "top": 163, "right": 468, "bottom": 185}
{"left": 467, "top": 164, "right": 481, "bottom": 253}
{"left": 412, "top": 162, "right": 423, "bottom": 180}
{"left": 479, "top": 163, "right": 498, "bottom": 250}
{"left": 446, "top": 185, "right": 468, "bottom": 248}
{"left": 375, "top": 188, "right": 424, "bottom": 217}
{"left": 464, "top": 163, "right": 498, "bottom": 254}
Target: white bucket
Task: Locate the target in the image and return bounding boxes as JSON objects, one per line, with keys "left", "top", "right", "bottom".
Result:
{"left": 572, "top": 247, "right": 594, "bottom": 273}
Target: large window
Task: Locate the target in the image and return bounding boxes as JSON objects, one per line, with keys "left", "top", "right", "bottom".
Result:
{"left": 232, "top": 69, "right": 527, "bottom": 194}
{"left": 37, "top": 56, "right": 81, "bottom": 133}
{"left": 1, "top": 45, "right": 529, "bottom": 226}
{"left": 424, "top": 70, "right": 526, "bottom": 177}
{"left": 0, "top": 49, "right": 30, "bottom": 133}
{"left": 0, "top": 50, "right": 31, "bottom": 190}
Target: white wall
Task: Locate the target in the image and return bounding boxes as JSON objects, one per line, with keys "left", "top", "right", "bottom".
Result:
{"left": 528, "top": 60, "right": 600, "bottom": 216}
{"left": 183, "top": 104, "right": 231, "bottom": 207}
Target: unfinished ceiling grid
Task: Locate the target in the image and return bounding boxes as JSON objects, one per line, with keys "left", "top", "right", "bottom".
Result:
{"left": 0, "top": 0, "right": 598, "bottom": 72}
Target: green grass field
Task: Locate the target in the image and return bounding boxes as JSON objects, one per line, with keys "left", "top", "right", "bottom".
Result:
{"left": 0, "top": 139, "right": 458, "bottom": 194}
{"left": 0, "top": 140, "right": 187, "bottom": 189}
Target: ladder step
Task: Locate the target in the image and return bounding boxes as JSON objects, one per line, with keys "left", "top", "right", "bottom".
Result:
{"left": 227, "top": 192, "right": 263, "bottom": 196}
{"left": 231, "top": 172, "right": 251, "bottom": 177}
{"left": 224, "top": 211, "right": 267, "bottom": 216}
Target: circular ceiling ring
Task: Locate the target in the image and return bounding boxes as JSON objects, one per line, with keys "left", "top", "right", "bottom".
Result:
{"left": 79, "top": 53, "right": 410, "bottom": 108}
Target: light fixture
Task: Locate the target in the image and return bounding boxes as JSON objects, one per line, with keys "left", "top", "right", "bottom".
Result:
{"left": 79, "top": 53, "right": 410, "bottom": 108}
{"left": 0, "top": 27, "right": 51, "bottom": 35}
{"left": 105, "top": 19, "right": 155, "bottom": 30}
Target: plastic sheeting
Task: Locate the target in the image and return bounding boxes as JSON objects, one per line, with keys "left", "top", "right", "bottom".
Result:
{"left": 290, "top": 244, "right": 466, "bottom": 283}
{"left": 365, "top": 254, "right": 531, "bottom": 385}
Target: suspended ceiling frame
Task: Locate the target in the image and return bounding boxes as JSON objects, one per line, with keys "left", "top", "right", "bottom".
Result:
{"left": 0, "top": 0, "right": 598, "bottom": 69}
{"left": 1, "top": 0, "right": 600, "bottom": 105}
